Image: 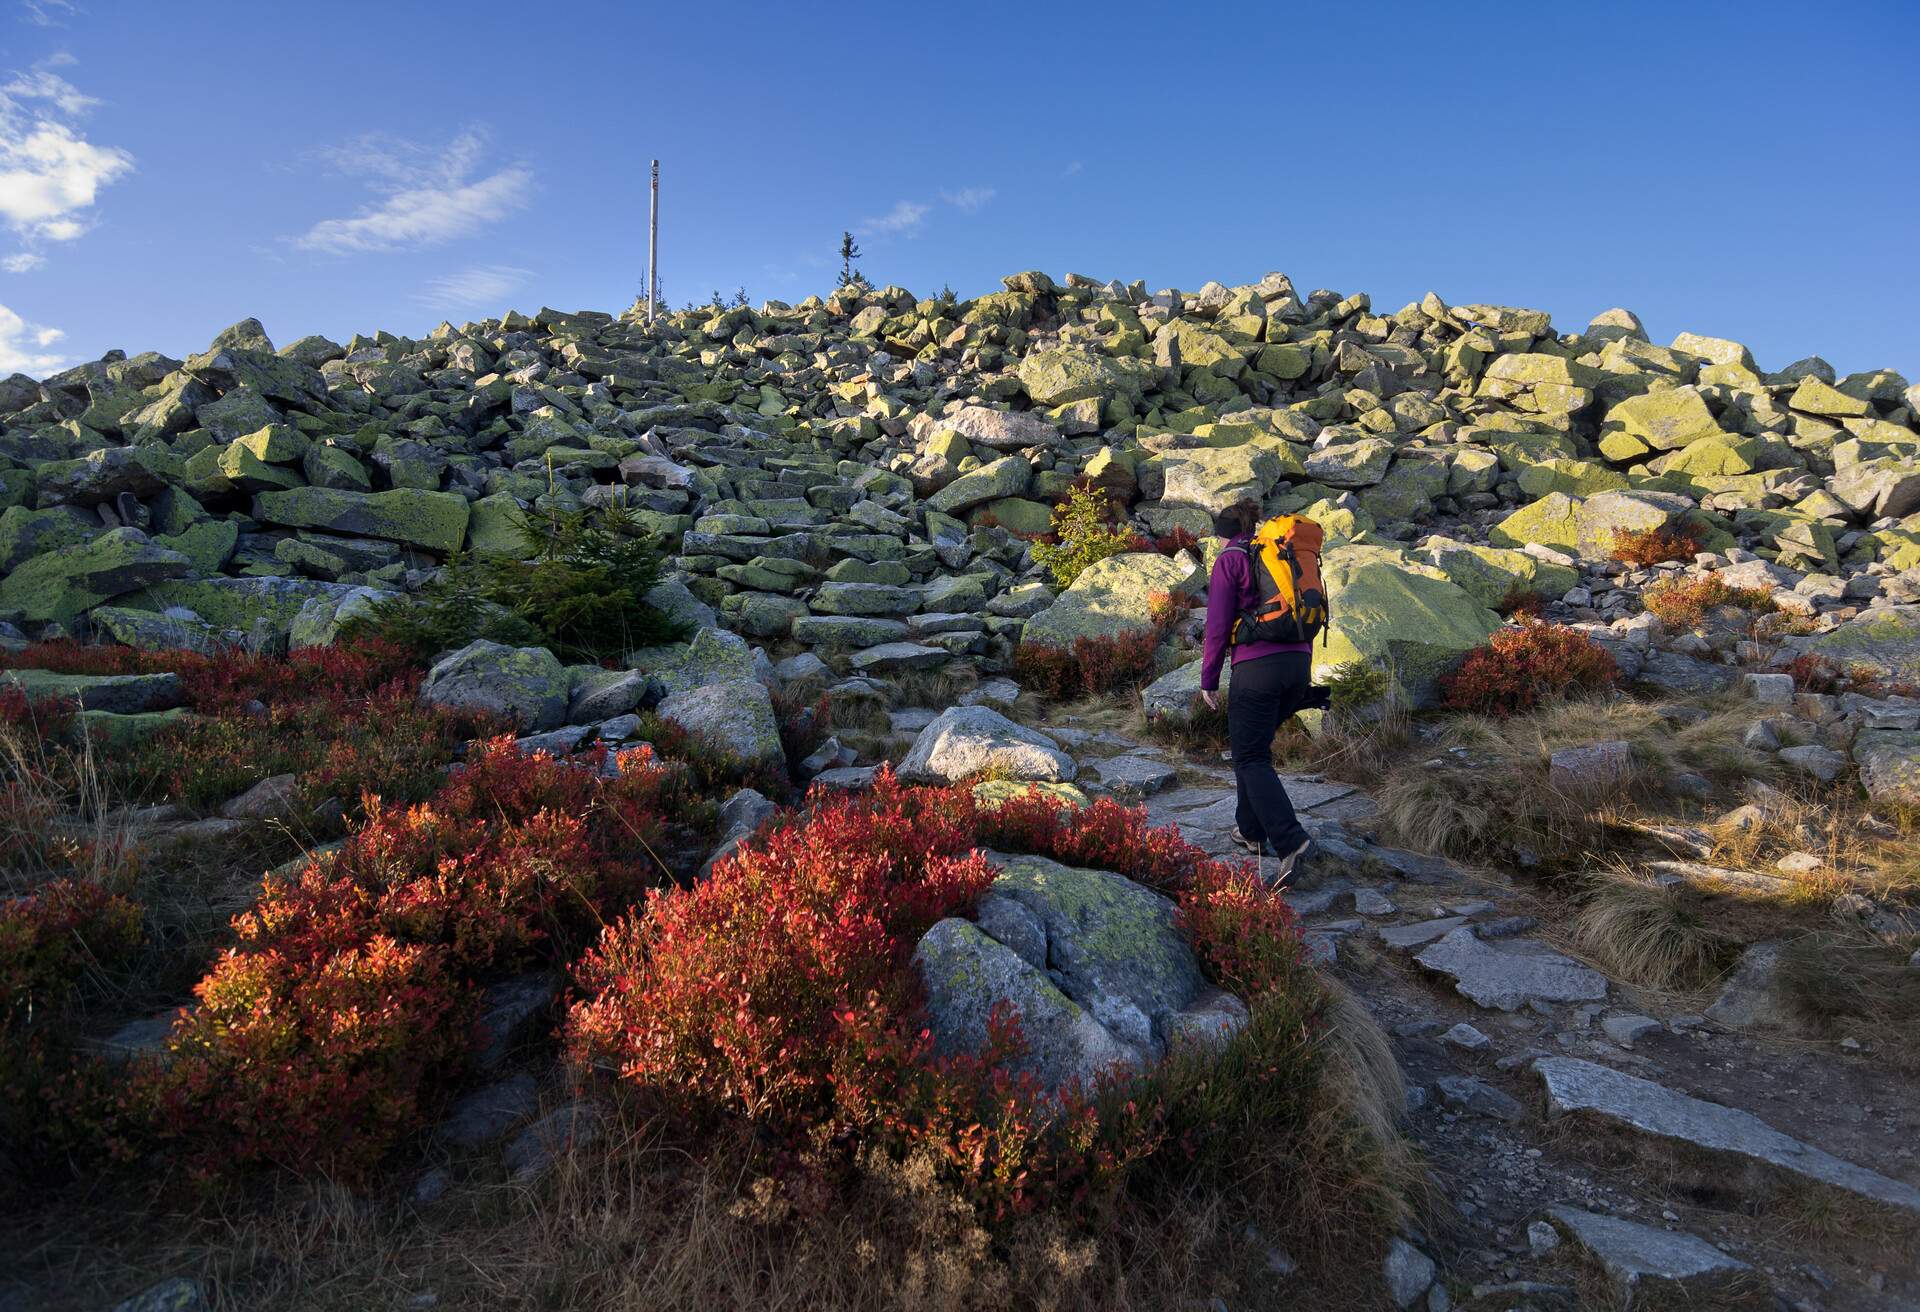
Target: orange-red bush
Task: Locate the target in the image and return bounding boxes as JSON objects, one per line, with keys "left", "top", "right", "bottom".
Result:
{"left": 1012, "top": 592, "right": 1184, "bottom": 700}
{"left": 566, "top": 773, "right": 1306, "bottom": 1215}
{"left": 1642, "top": 576, "right": 1774, "bottom": 628}
{"left": 1610, "top": 522, "right": 1706, "bottom": 566}
{"left": 1, "top": 878, "right": 142, "bottom": 1031}
{"left": 135, "top": 736, "right": 697, "bottom": 1178}
{"left": 1440, "top": 620, "right": 1619, "bottom": 718}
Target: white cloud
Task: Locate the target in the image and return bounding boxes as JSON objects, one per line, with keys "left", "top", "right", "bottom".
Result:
{"left": 1063, "top": 160, "right": 1084, "bottom": 177}
{"left": 20, "top": 0, "right": 82, "bottom": 27}
{"left": 0, "top": 301, "right": 67, "bottom": 374}
{"left": 415, "top": 263, "right": 531, "bottom": 310}
{"left": 941, "top": 186, "right": 995, "bottom": 213}
{"left": 0, "top": 58, "right": 132, "bottom": 247}
{"left": 2, "top": 251, "right": 42, "bottom": 271}
{"left": 856, "top": 199, "right": 930, "bottom": 239}
{"left": 297, "top": 129, "right": 533, "bottom": 254}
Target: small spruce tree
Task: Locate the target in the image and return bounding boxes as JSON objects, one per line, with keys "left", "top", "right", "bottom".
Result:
{"left": 837, "top": 231, "right": 865, "bottom": 289}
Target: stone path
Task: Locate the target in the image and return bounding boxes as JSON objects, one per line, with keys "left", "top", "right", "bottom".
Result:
{"left": 1038, "top": 711, "right": 1920, "bottom": 1310}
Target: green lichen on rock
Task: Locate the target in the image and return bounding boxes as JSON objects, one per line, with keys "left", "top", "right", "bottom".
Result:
{"left": 0, "top": 528, "right": 192, "bottom": 625}
{"left": 252, "top": 486, "right": 470, "bottom": 554}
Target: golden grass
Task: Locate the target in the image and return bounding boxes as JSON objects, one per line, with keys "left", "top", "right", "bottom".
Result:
{"left": 1376, "top": 694, "right": 1775, "bottom": 865}
{"left": 1570, "top": 868, "right": 1746, "bottom": 994}
{"left": 6, "top": 994, "right": 1424, "bottom": 1312}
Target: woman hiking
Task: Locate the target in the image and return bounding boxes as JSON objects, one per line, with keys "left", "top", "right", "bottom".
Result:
{"left": 1198, "top": 500, "right": 1318, "bottom": 884}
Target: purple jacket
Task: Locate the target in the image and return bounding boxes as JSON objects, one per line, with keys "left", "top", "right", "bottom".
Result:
{"left": 1200, "top": 534, "right": 1311, "bottom": 691}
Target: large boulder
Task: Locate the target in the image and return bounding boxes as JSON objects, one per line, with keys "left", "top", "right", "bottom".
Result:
{"left": 925, "top": 454, "right": 1032, "bottom": 514}
{"left": 628, "top": 627, "right": 756, "bottom": 697}
{"left": 1316, "top": 545, "right": 1501, "bottom": 706}
{"left": 896, "top": 705, "right": 1075, "bottom": 784}
{"left": 251, "top": 487, "right": 470, "bottom": 554}
{"left": 1016, "top": 348, "right": 1157, "bottom": 410}
{"left": 1159, "top": 446, "right": 1287, "bottom": 515}
{"left": 1795, "top": 605, "right": 1920, "bottom": 682}
{"left": 656, "top": 678, "right": 783, "bottom": 766}
{"left": 912, "top": 854, "right": 1248, "bottom": 1092}
{"left": 937, "top": 405, "right": 1061, "bottom": 450}
{"left": 1303, "top": 437, "right": 1395, "bottom": 488}
{"left": 0, "top": 528, "right": 191, "bottom": 626}
{"left": 1599, "top": 386, "right": 1723, "bottom": 456}
{"left": 420, "top": 640, "right": 569, "bottom": 731}
{"left": 1020, "top": 552, "right": 1197, "bottom": 648}
{"left": 1853, "top": 729, "right": 1920, "bottom": 807}
{"left": 1415, "top": 537, "right": 1578, "bottom": 609}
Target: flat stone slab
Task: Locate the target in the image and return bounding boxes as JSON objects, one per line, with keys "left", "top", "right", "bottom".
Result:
{"left": 1378, "top": 916, "right": 1469, "bottom": 950}
{"left": 1088, "top": 754, "right": 1178, "bottom": 800}
{"left": 1546, "top": 1206, "right": 1752, "bottom": 1302}
{"left": 1534, "top": 1057, "right": 1920, "bottom": 1218}
{"left": 1415, "top": 929, "right": 1608, "bottom": 1011}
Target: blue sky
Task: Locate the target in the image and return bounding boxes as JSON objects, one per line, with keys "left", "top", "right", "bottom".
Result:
{"left": 2, "top": 0, "right": 1915, "bottom": 380}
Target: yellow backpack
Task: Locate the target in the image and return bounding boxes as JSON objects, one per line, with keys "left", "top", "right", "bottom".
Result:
{"left": 1229, "top": 515, "right": 1329, "bottom": 645}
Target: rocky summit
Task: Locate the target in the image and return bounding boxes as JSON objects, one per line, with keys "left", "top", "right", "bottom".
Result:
{"left": 7, "top": 270, "right": 1920, "bottom": 1310}
{"left": 5, "top": 276, "right": 1918, "bottom": 727}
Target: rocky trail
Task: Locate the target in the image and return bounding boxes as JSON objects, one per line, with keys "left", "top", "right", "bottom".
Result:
{"left": 1011, "top": 704, "right": 1920, "bottom": 1311}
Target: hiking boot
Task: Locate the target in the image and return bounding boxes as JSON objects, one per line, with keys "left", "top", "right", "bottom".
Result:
{"left": 1230, "top": 826, "right": 1264, "bottom": 855}
{"left": 1269, "top": 837, "right": 1315, "bottom": 885}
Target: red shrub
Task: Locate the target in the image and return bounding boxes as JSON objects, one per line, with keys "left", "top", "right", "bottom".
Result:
{"left": 1496, "top": 587, "right": 1548, "bottom": 618}
{"left": 1610, "top": 522, "right": 1706, "bottom": 567}
{"left": 144, "top": 933, "right": 468, "bottom": 1178}
{"left": 1440, "top": 620, "right": 1620, "bottom": 717}
{"left": 1013, "top": 592, "right": 1184, "bottom": 701}
{"left": 1148, "top": 526, "right": 1200, "bottom": 557}
{"left": 567, "top": 769, "right": 991, "bottom": 1121}
{"left": 1785, "top": 653, "right": 1843, "bottom": 694}
{"left": 567, "top": 772, "right": 1307, "bottom": 1216}
{"left": 1, "top": 878, "right": 143, "bottom": 1030}
{"left": 133, "top": 736, "right": 696, "bottom": 1178}
{"left": 1642, "top": 576, "right": 1774, "bottom": 628}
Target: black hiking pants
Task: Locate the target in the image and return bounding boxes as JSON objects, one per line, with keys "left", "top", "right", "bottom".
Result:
{"left": 1227, "top": 650, "right": 1311, "bottom": 855}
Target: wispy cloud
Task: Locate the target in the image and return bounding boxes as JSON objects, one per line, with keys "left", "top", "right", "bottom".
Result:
{"left": 1063, "top": 160, "right": 1084, "bottom": 177}
{"left": 940, "top": 186, "right": 995, "bottom": 213}
{"left": 415, "top": 263, "right": 530, "bottom": 310}
{"left": 0, "top": 301, "right": 66, "bottom": 375}
{"left": 20, "top": 0, "right": 81, "bottom": 27}
{"left": 856, "top": 199, "right": 930, "bottom": 239}
{"left": 2, "top": 251, "right": 42, "bottom": 272}
{"left": 296, "top": 129, "right": 532, "bottom": 254}
{"left": 0, "top": 57, "right": 131, "bottom": 251}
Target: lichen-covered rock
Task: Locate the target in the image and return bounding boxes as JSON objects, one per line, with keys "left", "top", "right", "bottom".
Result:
{"left": 1416, "top": 537, "right": 1579, "bottom": 609}
{"left": 1853, "top": 728, "right": 1920, "bottom": 806}
{"left": 420, "top": 640, "right": 569, "bottom": 731}
{"left": 1796, "top": 605, "right": 1920, "bottom": 681}
{"left": 1017, "top": 347, "right": 1157, "bottom": 409}
{"left": 925, "top": 454, "right": 1032, "bottom": 514}
{"left": 252, "top": 486, "right": 470, "bottom": 554}
{"left": 912, "top": 854, "right": 1247, "bottom": 1093}
{"left": 656, "top": 677, "right": 783, "bottom": 765}
{"left": 0, "top": 668, "right": 183, "bottom": 714}
{"left": 1021, "top": 551, "right": 1197, "bottom": 648}
{"left": 897, "top": 705, "right": 1075, "bottom": 784}
{"left": 1316, "top": 544, "right": 1501, "bottom": 705}
{"left": 0, "top": 528, "right": 191, "bottom": 625}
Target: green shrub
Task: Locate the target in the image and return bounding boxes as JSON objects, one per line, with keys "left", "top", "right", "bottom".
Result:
{"left": 1030, "top": 482, "right": 1140, "bottom": 589}
{"left": 347, "top": 504, "right": 689, "bottom": 661}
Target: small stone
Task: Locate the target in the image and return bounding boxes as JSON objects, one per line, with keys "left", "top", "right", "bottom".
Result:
{"left": 1526, "top": 1219, "right": 1561, "bottom": 1256}
{"left": 1742, "top": 672, "right": 1795, "bottom": 705}
{"left": 1442, "top": 1022, "right": 1491, "bottom": 1052}
{"left": 1383, "top": 1237, "right": 1436, "bottom": 1308}
{"left": 1600, "top": 1013, "right": 1662, "bottom": 1048}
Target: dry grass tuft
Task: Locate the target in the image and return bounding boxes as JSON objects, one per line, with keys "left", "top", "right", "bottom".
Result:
{"left": 1376, "top": 695, "right": 1773, "bottom": 865}
{"left": 1776, "top": 931, "right": 1920, "bottom": 1072}
{"left": 1570, "top": 868, "right": 1746, "bottom": 994}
